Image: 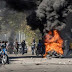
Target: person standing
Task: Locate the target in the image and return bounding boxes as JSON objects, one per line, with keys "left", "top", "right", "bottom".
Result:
{"left": 33, "top": 38, "right": 36, "bottom": 49}
{"left": 31, "top": 38, "right": 36, "bottom": 55}
{"left": 15, "top": 39, "right": 19, "bottom": 53}
{"left": 21, "top": 40, "right": 26, "bottom": 55}
{"left": 31, "top": 43, "right": 35, "bottom": 55}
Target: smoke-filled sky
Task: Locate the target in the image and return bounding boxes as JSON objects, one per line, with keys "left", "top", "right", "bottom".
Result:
{"left": 27, "top": 0, "right": 72, "bottom": 40}
{"left": 0, "top": 0, "right": 41, "bottom": 42}
{"left": 0, "top": 0, "right": 37, "bottom": 41}
{"left": 4, "top": 0, "right": 39, "bottom": 11}
{"left": 36, "top": 0, "right": 72, "bottom": 31}
{"left": 0, "top": 0, "right": 72, "bottom": 41}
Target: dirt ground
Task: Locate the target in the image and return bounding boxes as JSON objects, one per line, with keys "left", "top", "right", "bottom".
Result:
{"left": 0, "top": 53, "right": 72, "bottom": 72}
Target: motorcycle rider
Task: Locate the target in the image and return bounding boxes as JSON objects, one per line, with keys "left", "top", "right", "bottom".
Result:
{"left": 1, "top": 44, "right": 9, "bottom": 64}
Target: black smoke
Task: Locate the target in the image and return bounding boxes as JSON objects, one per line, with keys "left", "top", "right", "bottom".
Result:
{"left": 27, "top": 0, "right": 72, "bottom": 38}
{"left": 4, "top": 0, "right": 37, "bottom": 11}
{"left": 1, "top": 0, "right": 72, "bottom": 40}
{"left": 61, "top": 13, "right": 72, "bottom": 40}
{"left": 36, "top": 0, "right": 71, "bottom": 32}
{"left": 27, "top": 0, "right": 72, "bottom": 57}
{"left": 27, "top": 11, "right": 44, "bottom": 34}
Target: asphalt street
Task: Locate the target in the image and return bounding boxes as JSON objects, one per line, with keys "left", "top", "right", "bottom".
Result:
{"left": 0, "top": 53, "right": 72, "bottom": 72}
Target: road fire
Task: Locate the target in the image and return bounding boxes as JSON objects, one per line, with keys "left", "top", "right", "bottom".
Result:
{"left": 43, "top": 30, "right": 63, "bottom": 57}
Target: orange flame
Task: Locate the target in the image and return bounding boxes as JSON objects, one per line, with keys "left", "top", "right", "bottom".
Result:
{"left": 44, "top": 30, "right": 63, "bottom": 57}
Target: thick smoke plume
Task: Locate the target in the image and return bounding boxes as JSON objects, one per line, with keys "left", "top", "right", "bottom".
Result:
{"left": 27, "top": 11, "right": 44, "bottom": 34}
{"left": 0, "top": 0, "right": 72, "bottom": 41}
{"left": 27, "top": 0, "right": 72, "bottom": 38}
{"left": 36, "top": 0, "right": 72, "bottom": 35}
{"left": 4, "top": 0, "right": 37, "bottom": 11}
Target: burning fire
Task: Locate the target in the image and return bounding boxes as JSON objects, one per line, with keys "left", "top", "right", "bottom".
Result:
{"left": 43, "top": 30, "right": 63, "bottom": 57}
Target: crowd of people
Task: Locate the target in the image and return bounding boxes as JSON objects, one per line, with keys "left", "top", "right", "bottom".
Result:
{"left": 13, "top": 39, "right": 27, "bottom": 55}
{"left": 0, "top": 38, "right": 45, "bottom": 56}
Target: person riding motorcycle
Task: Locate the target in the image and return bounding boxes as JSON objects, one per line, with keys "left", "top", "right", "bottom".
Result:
{"left": 1, "top": 45, "right": 9, "bottom": 64}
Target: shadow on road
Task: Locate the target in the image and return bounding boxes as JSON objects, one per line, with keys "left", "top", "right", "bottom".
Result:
{"left": 9, "top": 55, "right": 42, "bottom": 59}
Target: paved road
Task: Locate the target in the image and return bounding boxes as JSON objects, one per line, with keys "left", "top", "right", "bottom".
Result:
{"left": 0, "top": 62, "right": 72, "bottom": 72}
{"left": 0, "top": 53, "right": 72, "bottom": 72}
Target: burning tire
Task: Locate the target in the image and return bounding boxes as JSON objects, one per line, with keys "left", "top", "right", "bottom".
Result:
{"left": 44, "top": 30, "right": 64, "bottom": 58}
{"left": 46, "top": 50, "right": 63, "bottom": 58}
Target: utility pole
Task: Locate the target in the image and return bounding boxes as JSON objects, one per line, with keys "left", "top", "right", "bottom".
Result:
{"left": 4, "top": 34, "right": 6, "bottom": 41}
{"left": 19, "top": 31, "right": 21, "bottom": 43}
{"left": 24, "top": 33, "right": 25, "bottom": 40}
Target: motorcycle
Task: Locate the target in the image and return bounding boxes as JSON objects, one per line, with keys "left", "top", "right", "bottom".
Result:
{"left": 36, "top": 45, "right": 44, "bottom": 57}
{"left": 0, "top": 48, "right": 9, "bottom": 64}
{"left": 2, "top": 52, "right": 7, "bottom": 64}
{"left": 0, "top": 49, "right": 2, "bottom": 63}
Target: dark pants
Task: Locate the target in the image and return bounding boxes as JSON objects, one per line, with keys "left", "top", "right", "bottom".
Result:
{"left": 32, "top": 48, "right": 34, "bottom": 55}
{"left": 7, "top": 55, "right": 9, "bottom": 64}
{"left": 22, "top": 47, "right": 24, "bottom": 55}
{"left": 16, "top": 48, "right": 18, "bottom": 53}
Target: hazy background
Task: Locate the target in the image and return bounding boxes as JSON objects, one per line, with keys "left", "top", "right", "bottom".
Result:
{"left": 0, "top": 0, "right": 72, "bottom": 46}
